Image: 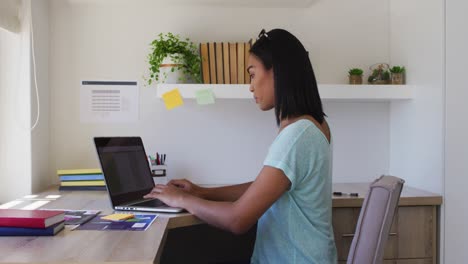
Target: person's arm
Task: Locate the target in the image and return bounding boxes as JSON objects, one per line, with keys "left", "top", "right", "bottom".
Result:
{"left": 202, "top": 182, "right": 252, "bottom": 201}
{"left": 145, "top": 166, "right": 290, "bottom": 234}
{"left": 168, "top": 179, "right": 252, "bottom": 202}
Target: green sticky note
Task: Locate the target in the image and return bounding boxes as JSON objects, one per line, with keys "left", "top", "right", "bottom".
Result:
{"left": 195, "top": 89, "right": 215, "bottom": 105}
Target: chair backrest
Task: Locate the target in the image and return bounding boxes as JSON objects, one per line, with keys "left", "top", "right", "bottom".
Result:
{"left": 346, "top": 175, "right": 405, "bottom": 264}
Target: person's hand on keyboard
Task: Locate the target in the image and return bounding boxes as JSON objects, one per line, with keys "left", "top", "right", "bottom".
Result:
{"left": 167, "top": 179, "right": 206, "bottom": 199}
{"left": 144, "top": 184, "right": 190, "bottom": 208}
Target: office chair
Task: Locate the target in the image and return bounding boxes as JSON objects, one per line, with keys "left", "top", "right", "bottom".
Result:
{"left": 347, "top": 175, "right": 405, "bottom": 264}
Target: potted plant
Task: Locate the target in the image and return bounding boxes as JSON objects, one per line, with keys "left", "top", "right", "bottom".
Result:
{"left": 389, "top": 66, "right": 406, "bottom": 84}
{"left": 348, "top": 68, "right": 364, "bottom": 84}
{"left": 368, "top": 63, "right": 390, "bottom": 84}
{"left": 146, "top": 32, "right": 202, "bottom": 85}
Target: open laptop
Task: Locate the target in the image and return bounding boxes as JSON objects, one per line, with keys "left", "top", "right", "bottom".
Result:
{"left": 94, "top": 137, "right": 183, "bottom": 213}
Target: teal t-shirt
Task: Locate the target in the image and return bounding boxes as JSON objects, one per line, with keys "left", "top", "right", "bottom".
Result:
{"left": 251, "top": 119, "right": 337, "bottom": 264}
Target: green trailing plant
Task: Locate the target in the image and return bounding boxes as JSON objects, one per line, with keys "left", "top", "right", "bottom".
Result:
{"left": 146, "top": 32, "right": 201, "bottom": 85}
{"left": 348, "top": 68, "right": 364, "bottom": 76}
{"left": 389, "top": 66, "right": 406, "bottom": 74}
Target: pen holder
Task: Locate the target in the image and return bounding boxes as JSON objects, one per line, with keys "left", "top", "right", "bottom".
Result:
{"left": 151, "top": 165, "right": 168, "bottom": 185}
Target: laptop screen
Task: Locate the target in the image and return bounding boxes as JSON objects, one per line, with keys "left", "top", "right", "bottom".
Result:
{"left": 94, "top": 137, "right": 154, "bottom": 206}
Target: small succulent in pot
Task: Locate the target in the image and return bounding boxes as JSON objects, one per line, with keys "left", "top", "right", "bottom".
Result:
{"left": 348, "top": 68, "right": 364, "bottom": 85}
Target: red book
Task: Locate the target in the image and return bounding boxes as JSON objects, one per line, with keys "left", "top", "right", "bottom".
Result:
{"left": 0, "top": 209, "right": 65, "bottom": 228}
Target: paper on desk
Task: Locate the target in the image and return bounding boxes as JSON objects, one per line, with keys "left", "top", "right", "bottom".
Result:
{"left": 162, "top": 88, "right": 184, "bottom": 110}
{"left": 77, "top": 214, "right": 158, "bottom": 231}
{"left": 195, "top": 88, "right": 215, "bottom": 105}
{"left": 80, "top": 81, "right": 139, "bottom": 123}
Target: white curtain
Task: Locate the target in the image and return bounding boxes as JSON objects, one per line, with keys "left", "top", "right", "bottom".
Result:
{"left": 0, "top": 0, "right": 22, "bottom": 33}
{"left": 0, "top": 0, "right": 32, "bottom": 203}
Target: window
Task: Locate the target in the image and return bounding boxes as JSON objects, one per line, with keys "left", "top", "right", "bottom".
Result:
{"left": 0, "top": 16, "right": 32, "bottom": 203}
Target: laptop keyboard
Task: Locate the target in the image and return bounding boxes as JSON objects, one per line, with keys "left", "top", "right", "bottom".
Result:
{"left": 135, "top": 199, "right": 168, "bottom": 208}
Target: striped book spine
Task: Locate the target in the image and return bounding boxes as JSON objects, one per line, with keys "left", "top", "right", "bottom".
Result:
{"left": 59, "top": 186, "right": 107, "bottom": 191}
{"left": 59, "top": 174, "right": 104, "bottom": 181}
{"left": 57, "top": 169, "right": 101, "bottom": 175}
{"left": 60, "top": 181, "right": 106, "bottom": 187}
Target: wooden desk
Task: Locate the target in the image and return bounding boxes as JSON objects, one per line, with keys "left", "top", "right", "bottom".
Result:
{"left": 0, "top": 187, "right": 202, "bottom": 264}
{"left": 0, "top": 184, "right": 442, "bottom": 264}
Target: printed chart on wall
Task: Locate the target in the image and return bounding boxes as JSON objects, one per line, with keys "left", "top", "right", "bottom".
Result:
{"left": 80, "top": 81, "right": 139, "bottom": 123}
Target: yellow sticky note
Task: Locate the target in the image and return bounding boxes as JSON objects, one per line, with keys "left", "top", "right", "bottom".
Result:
{"left": 162, "top": 88, "right": 184, "bottom": 110}
{"left": 101, "top": 213, "right": 134, "bottom": 221}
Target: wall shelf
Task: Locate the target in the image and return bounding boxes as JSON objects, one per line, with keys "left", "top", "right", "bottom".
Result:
{"left": 156, "top": 84, "right": 414, "bottom": 102}
{"left": 161, "top": 0, "right": 315, "bottom": 8}
{"left": 69, "top": 0, "right": 315, "bottom": 8}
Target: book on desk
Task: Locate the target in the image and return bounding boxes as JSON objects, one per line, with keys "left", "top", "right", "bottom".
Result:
{"left": 0, "top": 209, "right": 65, "bottom": 236}
{"left": 0, "top": 222, "right": 64, "bottom": 236}
{"left": 57, "top": 168, "right": 106, "bottom": 191}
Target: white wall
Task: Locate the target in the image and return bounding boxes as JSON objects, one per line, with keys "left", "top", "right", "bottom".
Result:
{"left": 445, "top": 0, "right": 468, "bottom": 262}
{"left": 388, "top": 0, "right": 445, "bottom": 194}
{"left": 49, "top": 0, "right": 393, "bottom": 185}
{"left": 31, "top": 0, "right": 50, "bottom": 193}
{"left": 388, "top": 2, "right": 445, "bottom": 262}
{"left": 325, "top": 102, "right": 390, "bottom": 182}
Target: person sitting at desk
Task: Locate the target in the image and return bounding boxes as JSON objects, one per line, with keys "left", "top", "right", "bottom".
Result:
{"left": 145, "top": 28, "right": 338, "bottom": 264}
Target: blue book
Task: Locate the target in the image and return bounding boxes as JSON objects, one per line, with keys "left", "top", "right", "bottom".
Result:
{"left": 59, "top": 174, "right": 104, "bottom": 181}
{"left": 59, "top": 186, "right": 107, "bottom": 191}
{"left": 0, "top": 222, "right": 64, "bottom": 236}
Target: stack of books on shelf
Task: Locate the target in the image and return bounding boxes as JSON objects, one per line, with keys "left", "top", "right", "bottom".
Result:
{"left": 58, "top": 168, "right": 106, "bottom": 191}
{"left": 0, "top": 209, "right": 65, "bottom": 236}
{"left": 200, "top": 40, "right": 254, "bottom": 84}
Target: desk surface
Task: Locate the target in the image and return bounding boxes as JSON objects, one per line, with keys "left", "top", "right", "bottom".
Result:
{"left": 0, "top": 187, "right": 202, "bottom": 264}
{"left": 332, "top": 182, "right": 443, "bottom": 207}
{"left": 0, "top": 183, "right": 442, "bottom": 263}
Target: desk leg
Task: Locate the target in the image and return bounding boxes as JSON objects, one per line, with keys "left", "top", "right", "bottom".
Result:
{"left": 154, "top": 228, "right": 169, "bottom": 264}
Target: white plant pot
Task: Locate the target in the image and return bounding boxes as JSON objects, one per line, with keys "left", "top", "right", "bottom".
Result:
{"left": 160, "top": 55, "right": 184, "bottom": 84}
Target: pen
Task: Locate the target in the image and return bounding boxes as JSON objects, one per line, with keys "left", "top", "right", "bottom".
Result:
{"left": 333, "top": 192, "right": 359, "bottom": 197}
{"left": 162, "top": 154, "right": 166, "bottom": 165}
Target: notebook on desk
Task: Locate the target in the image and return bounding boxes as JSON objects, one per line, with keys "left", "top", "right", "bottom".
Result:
{"left": 94, "top": 137, "right": 183, "bottom": 213}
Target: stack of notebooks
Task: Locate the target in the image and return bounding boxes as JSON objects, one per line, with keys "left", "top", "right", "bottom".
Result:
{"left": 199, "top": 40, "right": 254, "bottom": 84}
{"left": 0, "top": 209, "right": 65, "bottom": 236}
{"left": 58, "top": 168, "right": 106, "bottom": 191}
